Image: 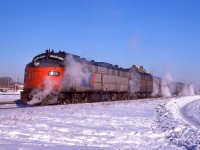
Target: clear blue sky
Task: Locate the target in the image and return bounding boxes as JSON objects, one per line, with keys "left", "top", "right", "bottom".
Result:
{"left": 0, "top": 0, "right": 199, "bottom": 83}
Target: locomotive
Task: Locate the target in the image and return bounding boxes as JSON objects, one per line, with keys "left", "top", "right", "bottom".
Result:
{"left": 21, "top": 49, "right": 184, "bottom": 105}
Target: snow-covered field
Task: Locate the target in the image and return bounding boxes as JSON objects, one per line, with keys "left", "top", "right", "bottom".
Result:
{"left": 0, "top": 93, "right": 200, "bottom": 150}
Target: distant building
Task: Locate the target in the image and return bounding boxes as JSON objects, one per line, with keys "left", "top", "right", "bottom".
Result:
{"left": 12, "top": 83, "right": 24, "bottom": 91}
{"left": 0, "top": 82, "right": 24, "bottom": 92}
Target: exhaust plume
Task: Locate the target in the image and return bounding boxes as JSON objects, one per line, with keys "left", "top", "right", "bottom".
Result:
{"left": 182, "top": 84, "right": 195, "bottom": 96}
{"left": 161, "top": 73, "right": 173, "bottom": 98}
{"left": 129, "top": 71, "right": 141, "bottom": 94}
{"left": 27, "top": 77, "right": 58, "bottom": 105}
{"left": 152, "top": 79, "right": 159, "bottom": 96}
{"left": 62, "top": 54, "right": 90, "bottom": 90}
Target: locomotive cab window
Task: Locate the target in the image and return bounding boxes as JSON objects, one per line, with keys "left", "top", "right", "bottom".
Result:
{"left": 48, "top": 71, "right": 60, "bottom": 76}
{"left": 49, "top": 55, "right": 64, "bottom": 62}
{"left": 33, "top": 55, "right": 46, "bottom": 61}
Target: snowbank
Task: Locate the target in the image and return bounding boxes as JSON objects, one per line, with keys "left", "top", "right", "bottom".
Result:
{"left": 166, "top": 95, "right": 200, "bottom": 129}
{"left": 156, "top": 95, "right": 200, "bottom": 149}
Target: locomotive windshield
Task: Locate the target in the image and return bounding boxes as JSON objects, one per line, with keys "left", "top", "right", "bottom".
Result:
{"left": 33, "top": 54, "right": 65, "bottom": 62}
{"left": 33, "top": 54, "right": 46, "bottom": 62}
{"left": 49, "top": 55, "right": 64, "bottom": 61}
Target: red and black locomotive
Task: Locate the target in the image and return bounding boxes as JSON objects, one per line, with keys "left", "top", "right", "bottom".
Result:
{"left": 21, "top": 49, "right": 184, "bottom": 105}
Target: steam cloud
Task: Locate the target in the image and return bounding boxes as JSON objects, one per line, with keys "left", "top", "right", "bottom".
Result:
{"left": 151, "top": 72, "right": 197, "bottom": 98}
{"left": 182, "top": 84, "right": 195, "bottom": 96}
{"left": 161, "top": 73, "right": 173, "bottom": 98}
{"left": 62, "top": 54, "right": 90, "bottom": 90}
{"left": 152, "top": 79, "right": 159, "bottom": 96}
{"left": 27, "top": 77, "right": 58, "bottom": 105}
{"left": 129, "top": 71, "right": 141, "bottom": 94}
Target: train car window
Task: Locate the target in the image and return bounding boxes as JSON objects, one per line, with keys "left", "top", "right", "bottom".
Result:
{"left": 48, "top": 71, "right": 60, "bottom": 76}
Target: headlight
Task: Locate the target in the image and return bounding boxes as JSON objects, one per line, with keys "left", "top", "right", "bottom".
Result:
{"left": 48, "top": 71, "right": 60, "bottom": 76}
{"left": 34, "top": 61, "right": 40, "bottom": 67}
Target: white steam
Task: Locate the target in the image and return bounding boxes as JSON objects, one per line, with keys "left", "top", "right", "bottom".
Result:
{"left": 152, "top": 80, "right": 159, "bottom": 96}
{"left": 161, "top": 73, "right": 173, "bottom": 98}
{"left": 129, "top": 71, "right": 141, "bottom": 94}
{"left": 62, "top": 55, "right": 90, "bottom": 90}
{"left": 27, "top": 77, "right": 58, "bottom": 105}
{"left": 182, "top": 84, "right": 195, "bottom": 96}
{"left": 194, "top": 84, "right": 200, "bottom": 95}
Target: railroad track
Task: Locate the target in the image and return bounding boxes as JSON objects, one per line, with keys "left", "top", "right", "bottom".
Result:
{"left": 0, "top": 100, "right": 27, "bottom": 110}
{"left": 0, "top": 100, "right": 17, "bottom": 105}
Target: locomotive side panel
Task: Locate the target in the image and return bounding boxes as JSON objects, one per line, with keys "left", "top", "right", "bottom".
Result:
{"left": 91, "top": 73, "right": 102, "bottom": 91}
{"left": 129, "top": 69, "right": 153, "bottom": 97}
{"left": 147, "top": 80, "right": 153, "bottom": 93}
{"left": 138, "top": 74, "right": 153, "bottom": 93}
{"left": 102, "top": 74, "right": 129, "bottom": 92}
{"left": 146, "top": 75, "right": 153, "bottom": 93}
{"left": 139, "top": 75, "right": 146, "bottom": 93}
{"left": 73, "top": 65, "right": 129, "bottom": 93}
{"left": 102, "top": 75, "right": 114, "bottom": 91}
{"left": 73, "top": 73, "right": 102, "bottom": 92}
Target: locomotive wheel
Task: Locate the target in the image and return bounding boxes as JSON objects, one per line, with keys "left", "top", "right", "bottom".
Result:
{"left": 64, "top": 94, "right": 72, "bottom": 104}
{"left": 57, "top": 93, "right": 65, "bottom": 104}
{"left": 111, "top": 93, "right": 117, "bottom": 101}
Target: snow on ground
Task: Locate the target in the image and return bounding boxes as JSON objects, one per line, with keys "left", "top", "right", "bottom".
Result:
{"left": 167, "top": 96, "right": 200, "bottom": 129}
{"left": 0, "top": 94, "right": 200, "bottom": 150}
{"left": 181, "top": 100, "right": 200, "bottom": 129}
{"left": 0, "top": 91, "right": 20, "bottom": 102}
{"left": 0, "top": 90, "right": 21, "bottom": 95}
{"left": 157, "top": 96, "right": 200, "bottom": 150}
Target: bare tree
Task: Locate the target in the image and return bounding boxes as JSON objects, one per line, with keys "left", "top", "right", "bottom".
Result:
{"left": 0, "top": 76, "right": 14, "bottom": 88}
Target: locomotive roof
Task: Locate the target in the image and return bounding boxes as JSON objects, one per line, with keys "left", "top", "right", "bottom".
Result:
{"left": 33, "top": 49, "right": 151, "bottom": 75}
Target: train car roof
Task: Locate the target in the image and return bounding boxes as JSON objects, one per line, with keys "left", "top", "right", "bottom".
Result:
{"left": 33, "top": 49, "right": 151, "bottom": 74}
